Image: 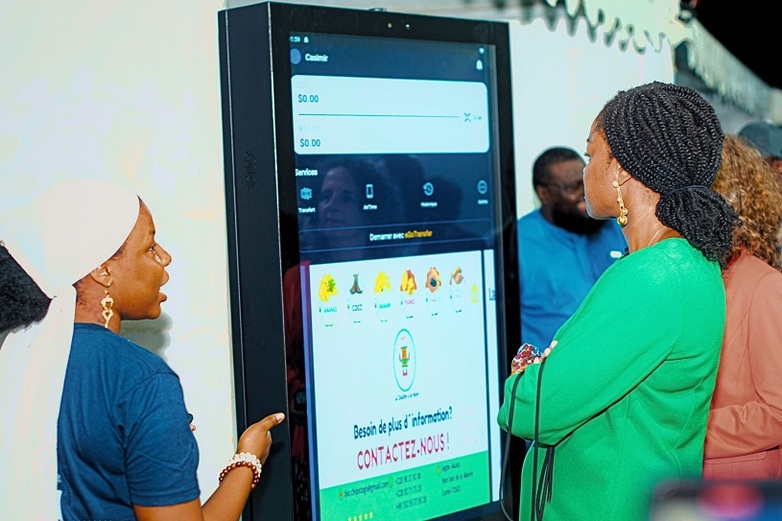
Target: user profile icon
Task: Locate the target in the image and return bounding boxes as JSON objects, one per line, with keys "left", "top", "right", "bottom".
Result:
{"left": 290, "top": 48, "right": 302, "bottom": 65}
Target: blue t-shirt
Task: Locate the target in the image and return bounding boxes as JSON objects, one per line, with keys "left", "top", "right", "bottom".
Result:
{"left": 58, "top": 323, "right": 200, "bottom": 521}
{"left": 518, "top": 210, "right": 626, "bottom": 349}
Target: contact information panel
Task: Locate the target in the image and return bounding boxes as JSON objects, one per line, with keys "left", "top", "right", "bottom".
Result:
{"left": 286, "top": 30, "right": 505, "bottom": 521}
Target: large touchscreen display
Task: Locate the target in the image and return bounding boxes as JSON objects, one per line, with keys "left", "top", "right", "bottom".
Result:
{"left": 287, "top": 32, "right": 505, "bottom": 520}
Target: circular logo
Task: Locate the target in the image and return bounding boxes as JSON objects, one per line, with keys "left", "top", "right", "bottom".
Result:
{"left": 290, "top": 48, "right": 302, "bottom": 65}
{"left": 393, "top": 328, "right": 416, "bottom": 391}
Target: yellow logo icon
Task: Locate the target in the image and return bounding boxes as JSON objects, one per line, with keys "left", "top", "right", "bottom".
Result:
{"left": 400, "top": 269, "right": 417, "bottom": 295}
{"left": 374, "top": 271, "right": 391, "bottom": 293}
{"left": 318, "top": 274, "right": 338, "bottom": 302}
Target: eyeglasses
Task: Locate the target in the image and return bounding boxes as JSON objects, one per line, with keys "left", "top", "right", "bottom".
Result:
{"left": 540, "top": 181, "right": 584, "bottom": 195}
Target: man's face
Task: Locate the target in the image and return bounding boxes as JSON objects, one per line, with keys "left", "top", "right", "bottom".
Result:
{"left": 538, "top": 158, "right": 606, "bottom": 235}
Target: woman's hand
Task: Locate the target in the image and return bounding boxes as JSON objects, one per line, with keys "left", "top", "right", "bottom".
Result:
{"left": 237, "top": 412, "right": 285, "bottom": 464}
{"left": 539, "top": 340, "right": 557, "bottom": 361}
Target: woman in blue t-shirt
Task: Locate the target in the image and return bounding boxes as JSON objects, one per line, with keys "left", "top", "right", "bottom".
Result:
{"left": 0, "top": 178, "right": 284, "bottom": 520}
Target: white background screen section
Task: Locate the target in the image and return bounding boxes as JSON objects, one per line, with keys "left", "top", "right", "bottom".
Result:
{"left": 292, "top": 76, "right": 489, "bottom": 155}
{"left": 307, "top": 250, "right": 498, "bottom": 518}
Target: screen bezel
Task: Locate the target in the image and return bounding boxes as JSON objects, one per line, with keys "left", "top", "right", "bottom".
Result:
{"left": 219, "top": 3, "right": 519, "bottom": 520}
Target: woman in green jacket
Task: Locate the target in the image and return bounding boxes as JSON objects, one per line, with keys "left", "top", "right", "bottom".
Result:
{"left": 498, "top": 82, "right": 738, "bottom": 521}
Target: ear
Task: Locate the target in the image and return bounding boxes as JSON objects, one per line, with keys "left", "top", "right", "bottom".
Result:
{"left": 88, "top": 264, "right": 113, "bottom": 289}
{"left": 614, "top": 162, "right": 632, "bottom": 187}
{"left": 534, "top": 184, "right": 551, "bottom": 204}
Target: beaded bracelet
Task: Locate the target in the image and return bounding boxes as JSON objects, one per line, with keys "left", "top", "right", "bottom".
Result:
{"left": 219, "top": 452, "right": 263, "bottom": 489}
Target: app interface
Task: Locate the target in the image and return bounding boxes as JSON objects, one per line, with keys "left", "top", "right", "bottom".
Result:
{"left": 287, "top": 32, "right": 503, "bottom": 520}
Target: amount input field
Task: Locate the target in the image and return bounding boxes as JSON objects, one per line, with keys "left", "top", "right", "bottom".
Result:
{"left": 292, "top": 75, "right": 489, "bottom": 155}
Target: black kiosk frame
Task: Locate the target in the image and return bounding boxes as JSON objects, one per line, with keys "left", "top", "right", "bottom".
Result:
{"left": 218, "top": 3, "right": 519, "bottom": 520}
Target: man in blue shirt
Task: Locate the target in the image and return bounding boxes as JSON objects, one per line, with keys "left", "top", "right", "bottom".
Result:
{"left": 518, "top": 147, "right": 626, "bottom": 349}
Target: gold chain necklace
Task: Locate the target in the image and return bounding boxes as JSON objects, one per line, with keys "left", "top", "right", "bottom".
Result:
{"left": 646, "top": 226, "right": 666, "bottom": 248}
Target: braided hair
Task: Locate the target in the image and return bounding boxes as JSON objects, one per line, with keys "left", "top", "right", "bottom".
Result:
{"left": 598, "top": 81, "right": 738, "bottom": 266}
{"left": 0, "top": 243, "right": 51, "bottom": 333}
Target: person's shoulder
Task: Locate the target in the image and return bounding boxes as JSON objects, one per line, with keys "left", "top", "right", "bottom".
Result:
{"left": 731, "top": 252, "right": 781, "bottom": 275}
{"left": 72, "top": 323, "right": 172, "bottom": 375}
{"left": 585, "top": 221, "right": 627, "bottom": 259}
{"left": 625, "top": 240, "right": 723, "bottom": 295}
{"left": 607, "top": 239, "right": 706, "bottom": 275}
{"left": 518, "top": 208, "right": 544, "bottom": 226}
{"left": 592, "top": 220, "right": 626, "bottom": 243}
{"left": 598, "top": 219, "right": 624, "bottom": 236}
{"left": 726, "top": 253, "right": 782, "bottom": 291}
{"left": 518, "top": 210, "right": 563, "bottom": 252}
{"left": 518, "top": 209, "right": 555, "bottom": 237}
{"left": 598, "top": 242, "right": 720, "bottom": 317}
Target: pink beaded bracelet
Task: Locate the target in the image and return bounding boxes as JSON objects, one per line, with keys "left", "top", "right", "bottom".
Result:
{"left": 219, "top": 452, "right": 263, "bottom": 489}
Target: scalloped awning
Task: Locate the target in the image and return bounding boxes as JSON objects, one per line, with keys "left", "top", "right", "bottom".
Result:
{"left": 541, "top": 0, "right": 688, "bottom": 52}
{"left": 681, "top": 19, "right": 782, "bottom": 122}
{"left": 544, "top": 0, "right": 781, "bottom": 121}
{"left": 226, "top": 0, "right": 782, "bottom": 121}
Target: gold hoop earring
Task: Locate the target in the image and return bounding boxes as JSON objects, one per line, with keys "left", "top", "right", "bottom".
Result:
{"left": 101, "top": 288, "right": 114, "bottom": 329}
{"left": 613, "top": 180, "right": 628, "bottom": 227}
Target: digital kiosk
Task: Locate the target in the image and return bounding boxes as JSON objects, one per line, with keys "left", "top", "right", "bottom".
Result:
{"left": 218, "top": 3, "right": 519, "bottom": 519}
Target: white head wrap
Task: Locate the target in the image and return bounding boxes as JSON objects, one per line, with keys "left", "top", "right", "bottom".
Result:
{"left": 0, "top": 178, "right": 139, "bottom": 520}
